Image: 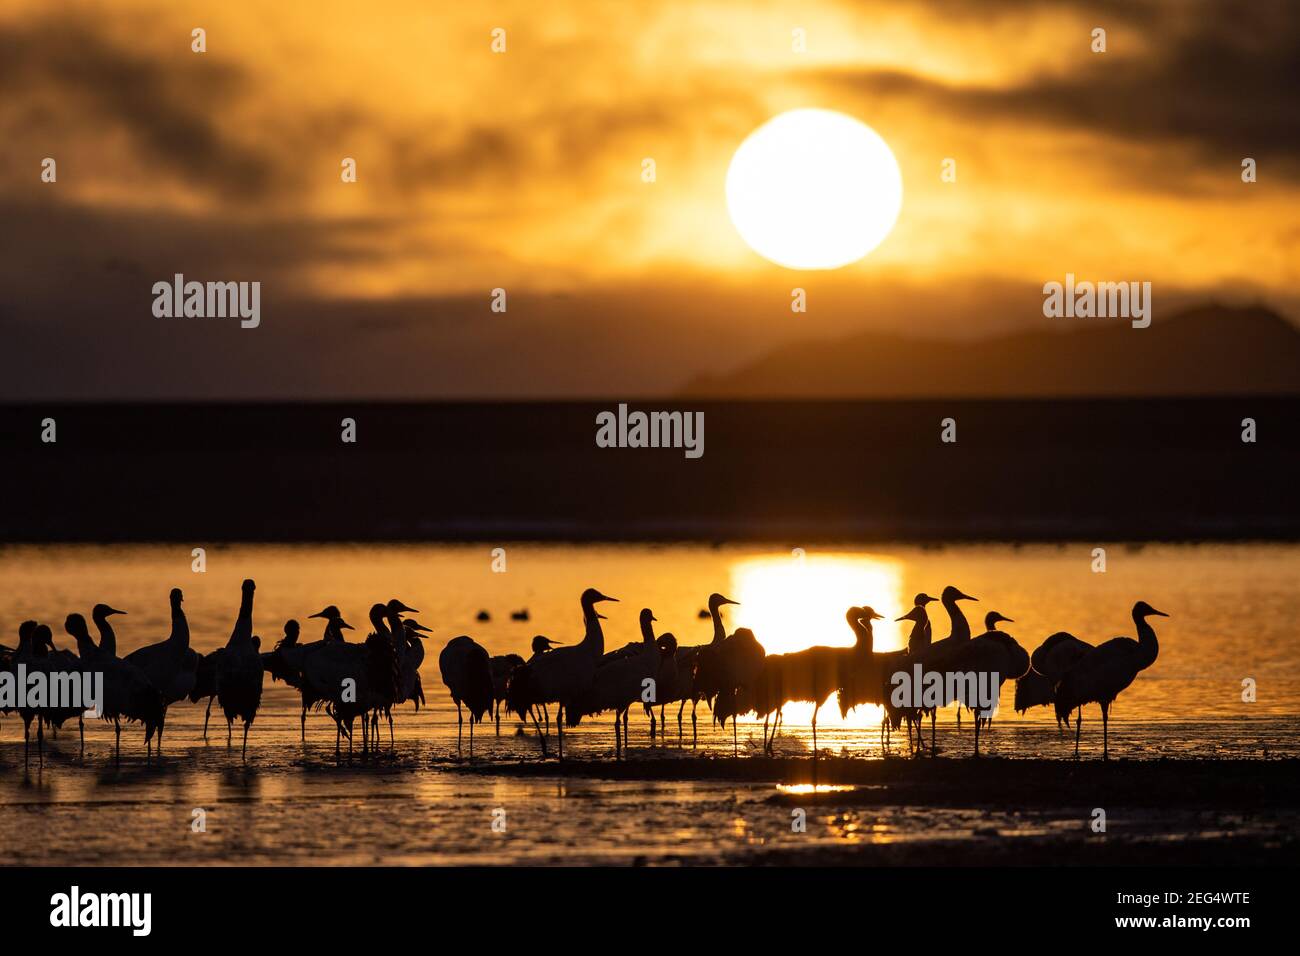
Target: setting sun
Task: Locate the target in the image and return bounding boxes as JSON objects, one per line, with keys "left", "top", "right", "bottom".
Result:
{"left": 725, "top": 109, "right": 904, "bottom": 270}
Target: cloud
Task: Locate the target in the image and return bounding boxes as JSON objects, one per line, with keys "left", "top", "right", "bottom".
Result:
{"left": 815, "top": 1, "right": 1300, "bottom": 174}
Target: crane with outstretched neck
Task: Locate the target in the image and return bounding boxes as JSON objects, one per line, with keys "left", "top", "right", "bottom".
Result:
{"left": 505, "top": 588, "right": 618, "bottom": 759}
{"left": 1054, "top": 601, "right": 1167, "bottom": 759}
{"left": 124, "top": 587, "right": 199, "bottom": 752}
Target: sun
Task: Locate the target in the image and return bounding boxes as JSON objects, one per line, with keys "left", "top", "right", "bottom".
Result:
{"left": 725, "top": 109, "right": 903, "bottom": 270}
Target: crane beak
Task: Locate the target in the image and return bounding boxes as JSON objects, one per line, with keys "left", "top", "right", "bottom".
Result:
{"left": 868, "top": 611, "right": 884, "bottom": 621}
{"left": 107, "top": 607, "right": 127, "bottom": 616}
{"left": 339, "top": 620, "right": 354, "bottom": 630}
{"left": 958, "top": 592, "right": 978, "bottom": 602}
{"left": 394, "top": 602, "right": 419, "bottom": 614}
{"left": 1001, "top": 616, "right": 1015, "bottom": 624}
{"left": 1149, "top": 608, "right": 1170, "bottom": 617}
{"left": 308, "top": 610, "right": 328, "bottom": 619}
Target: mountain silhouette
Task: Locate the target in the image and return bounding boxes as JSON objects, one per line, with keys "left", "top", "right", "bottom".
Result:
{"left": 680, "top": 304, "right": 1300, "bottom": 398}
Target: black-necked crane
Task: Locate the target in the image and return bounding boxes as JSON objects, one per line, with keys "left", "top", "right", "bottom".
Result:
{"left": 751, "top": 623, "right": 853, "bottom": 758}
{"left": 295, "top": 620, "right": 397, "bottom": 759}
{"left": 667, "top": 592, "right": 738, "bottom": 748}
{"left": 66, "top": 611, "right": 164, "bottom": 762}
{"left": 705, "top": 625, "right": 767, "bottom": 756}
{"left": 489, "top": 651, "right": 525, "bottom": 736}
{"left": 14, "top": 622, "right": 85, "bottom": 764}
{"left": 505, "top": 588, "right": 618, "bottom": 759}
{"left": 372, "top": 599, "right": 419, "bottom": 745}
{"left": 215, "top": 579, "right": 264, "bottom": 759}
{"left": 907, "top": 593, "right": 938, "bottom": 654}
{"left": 1015, "top": 630, "right": 1094, "bottom": 728}
{"left": 261, "top": 619, "right": 311, "bottom": 739}
{"left": 381, "top": 617, "right": 429, "bottom": 740}
{"left": 1054, "top": 601, "right": 1167, "bottom": 760}
{"left": 123, "top": 587, "right": 199, "bottom": 752}
{"left": 884, "top": 605, "right": 931, "bottom": 752}
{"left": 833, "top": 606, "right": 897, "bottom": 748}
{"left": 569, "top": 608, "right": 665, "bottom": 758}
{"left": 438, "top": 635, "right": 494, "bottom": 756}
{"left": 313, "top": 605, "right": 353, "bottom": 643}
{"left": 930, "top": 611, "right": 1029, "bottom": 756}
{"left": 912, "top": 585, "right": 978, "bottom": 750}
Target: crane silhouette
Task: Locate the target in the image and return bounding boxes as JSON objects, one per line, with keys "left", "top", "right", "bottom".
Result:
{"left": 65, "top": 610, "right": 163, "bottom": 763}
{"left": 568, "top": 608, "right": 668, "bottom": 758}
{"left": 928, "top": 611, "right": 1029, "bottom": 756}
{"left": 216, "top": 579, "right": 264, "bottom": 759}
{"left": 505, "top": 588, "right": 618, "bottom": 759}
{"left": 438, "top": 635, "right": 494, "bottom": 756}
{"left": 123, "top": 587, "right": 199, "bottom": 753}
{"left": 1015, "top": 630, "right": 1094, "bottom": 729}
{"left": 912, "top": 585, "right": 978, "bottom": 751}
{"left": 1054, "top": 601, "right": 1167, "bottom": 759}
{"left": 706, "top": 626, "right": 767, "bottom": 756}
{"left": 687, "top": 593, "right": 739, "bottom": 746}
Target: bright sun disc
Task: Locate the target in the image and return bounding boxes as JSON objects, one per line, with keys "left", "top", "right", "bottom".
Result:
{"left": 726, "top": 109, "right": 903, "bottom": 270}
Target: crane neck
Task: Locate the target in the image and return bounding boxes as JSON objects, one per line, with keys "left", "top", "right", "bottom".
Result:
{"left": 709, "top": 603, "right": 728, "bottom": 644}
{"left": 846, "top": 611, "right": 873, "bottom": 653}
{"left": 93, "top": 610, "right": 118, "bottom": 658}
{"left": 639, "top": 614, "right": 656, "bottom": 645}
{"left": 907, "top": 611, "right": 930, "bottom": 653}
{"left": 943, "top": 594, "right": 971, "bottom": 642}
{"left": 579, "top": 602, "right": 606, "bottom": 658}
{"left": 70, "top": 624, "right": 99, "bottom": 661}
{"left": 170, "top": 598, "right": 190, "bottom": 648}
{"left": 1133, "top": 612, "right": 1160, "bottom": 671}
{"left": 228, "top": 589, "right": 255, "bottom": 648}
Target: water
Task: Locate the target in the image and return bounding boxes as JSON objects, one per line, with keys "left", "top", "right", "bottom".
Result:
{"left": 1, "top": 542, "right": 1296, "bottom": 864}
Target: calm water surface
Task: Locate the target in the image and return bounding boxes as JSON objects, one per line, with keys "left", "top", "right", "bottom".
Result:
{"left": 1, "top": 542, "right": 1296, "bottom": 864}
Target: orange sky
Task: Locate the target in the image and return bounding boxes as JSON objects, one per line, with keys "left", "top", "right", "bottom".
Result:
{"left": 2, "top": 0, "right": 1297, "bottom": 396}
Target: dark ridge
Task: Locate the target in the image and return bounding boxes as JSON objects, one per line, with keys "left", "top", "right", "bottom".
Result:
{"left": 681, "top": 304, "right": 1300, "bottom": 398}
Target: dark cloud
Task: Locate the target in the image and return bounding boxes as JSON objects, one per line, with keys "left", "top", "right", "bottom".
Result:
{"left": 819, "top": 1, "right": 1300, "bottom": 173}
{"left": 0, "top": 18, "right": 278, "bottom": 198}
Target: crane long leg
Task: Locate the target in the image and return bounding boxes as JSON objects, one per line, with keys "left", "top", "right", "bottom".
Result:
{"left": 615, "top": 708, "right": 622, "bottom": 759}
{"left": 557, "top": 705, "right": 565, "bottom": 760}
{"left": 974, "top": 710, "right": 980, "bottom": 757}
{"left": 456, "top": 701, "right": 463, "bottom": 752}
{"left": 79, "top": 716, "right": 85, "bottom": 755}
{"left": 242, "top": 722, "right": 249, "bottom": 761}
{"left": 495, "top": 701, "right": 501, "bottom": 737}
{"left": 300, "top": 704, "right": 307, "bottom": 742}
{"left": 469, "top": 711, "right": 474, "bottom": 758}
{"left": 691, "top": 700, "right": 698, "bottom": 749}
{"left": 677, "top": 701, "right": 685, "bottom": 746}
{"left": 1075, "top": 710, "right": 1082, "bottom": 758}
{"left": 1101, "top": 702, "right": 1109, "bottom": 760}
{"left": 203, "top": 697, "right": 212, "bottom": 740}
{"left": 811, "top": 703, "right": 819, "bottom": 758}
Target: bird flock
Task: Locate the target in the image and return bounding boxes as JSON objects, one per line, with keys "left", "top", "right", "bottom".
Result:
{"left": 0, "top": 578, "right": 1167, "bottom": 766}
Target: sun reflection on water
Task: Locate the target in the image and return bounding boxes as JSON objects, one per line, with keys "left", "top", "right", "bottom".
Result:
{"left": 730, "top": 552, "right": 906, "bottom": 729}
